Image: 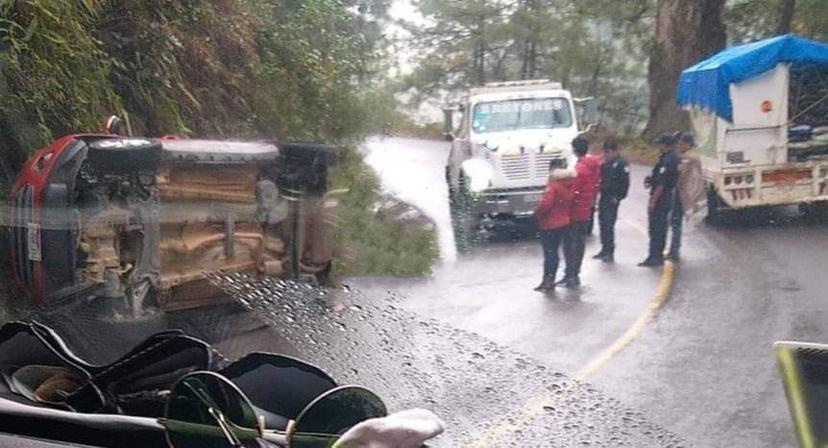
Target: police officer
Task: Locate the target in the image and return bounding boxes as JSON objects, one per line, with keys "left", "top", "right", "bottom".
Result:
{"left": 592, "top": 138, "right": 629, "bottom": 262}
{"left": 639, "top": 132, "right": 679, "bottom": 267}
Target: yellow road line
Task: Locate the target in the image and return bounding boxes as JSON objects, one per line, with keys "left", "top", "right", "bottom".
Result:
{"left": 574, "top": 260, "right": 674, "bottom": 380}
{"left": 468, "top": 260, "right": 676, "bottom": 445}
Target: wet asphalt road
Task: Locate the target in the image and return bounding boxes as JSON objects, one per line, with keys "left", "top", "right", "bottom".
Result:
{"left": 592, "top": 205, "right": 828, "bottom": 447}
{"left": 352, "top": 136, "right": 828, "bottom": 446}
{"left": 358, "top": 137, "right": 662, "bottom": 375}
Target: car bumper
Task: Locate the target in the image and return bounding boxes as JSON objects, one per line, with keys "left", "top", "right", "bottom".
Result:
{"left": 471, "top": 188, "right": 545, "bottom": 217}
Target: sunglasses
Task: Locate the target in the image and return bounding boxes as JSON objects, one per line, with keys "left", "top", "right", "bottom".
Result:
{"left": 162, "top": 370, "right": 387, "bottom": 448}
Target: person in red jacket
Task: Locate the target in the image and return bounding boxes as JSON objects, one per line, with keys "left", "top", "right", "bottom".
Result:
{"left": 558, "top": 136, "right": 602, "bottom": 288}
{"left": 533, "top": 157, "right": 575, "bottom": 291}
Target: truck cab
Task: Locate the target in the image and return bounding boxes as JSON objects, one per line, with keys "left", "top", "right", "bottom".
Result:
{"left": 444, "top": 80, "right": 582, "bottom": 250}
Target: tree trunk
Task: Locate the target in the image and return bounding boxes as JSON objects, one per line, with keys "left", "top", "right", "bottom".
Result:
{"left": 521, "top": 40, "right": 538, "bottom": 79}
{"left": 642, "top": 0, "right": 726, "bottom": 140}
{"left": 519, "top": 0, "right": 539, "bottom": 80}
{"left": 776, "top": 0, "right": 796, "bottom": 35}
{"left": 520, "top": 40, "right": 531, "bottom": 80}
{"left": 473, "top": 43, "right": 486, "bottom": 85}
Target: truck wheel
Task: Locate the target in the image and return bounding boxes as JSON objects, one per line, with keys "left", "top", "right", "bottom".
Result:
{"left": 706, "top": 187, "right": 726, "bottom": 225}
{"left": 800, "top": 201, "right": 828, "bottom": 222}
{"left": 450, "top": 175, "right": 479, "bottom": 253}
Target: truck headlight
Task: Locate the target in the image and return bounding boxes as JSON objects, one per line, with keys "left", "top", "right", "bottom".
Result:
{"left": 461, "top": 159, "right": 494, "bottom": 193}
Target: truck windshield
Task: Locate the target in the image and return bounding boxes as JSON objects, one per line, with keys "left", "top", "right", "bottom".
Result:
{"left": 471, "top": 98, "right": 572, "bottom": 133}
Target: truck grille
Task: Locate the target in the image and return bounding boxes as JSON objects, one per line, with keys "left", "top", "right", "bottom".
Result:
{"left": 12, "top": 184, "right": 35, "bottom": 290}
{"left": 499, "top": 152, "right": 560, "bottom": 182}
{"left": 500, "top": 154, "right": 532, "bottom": 181}
{"left": 535, "top": 153, "right": 558, "bottom": 178}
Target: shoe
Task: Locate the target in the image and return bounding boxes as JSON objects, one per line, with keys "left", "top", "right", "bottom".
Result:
{"left": 563, "top": 277, "right": 580, "bottom": 288}
{"left": 553, "top": 276, "right": 580, "bottom": 288}
{"left": 637, "top": 257, "right": 664, "bottom": 267}
{"left": 534, "top": 276, "right": 556, "bottom": 291}
{"left": 592, "top": 251, "right": 608, "bottom": 259}
{"left": 553, "top": 277, "right": 577, "bottom": 287}
{"left": 666, "top": 252, "right": 680, "bottom": 262}
{"left": 599, "top": 254, "right": 614, "bottom": 263}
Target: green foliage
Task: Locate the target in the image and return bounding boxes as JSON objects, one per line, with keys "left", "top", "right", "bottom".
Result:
{"left": 403, "top": 0, "right": 655, "bottom": 132}
{"left": 0, "top": 0, "right": 390, "bottom": 147}
{"left": 329, "top": 146, "right": 439, "bottom": 276}
{"left": 0, "top": 1, "right": 122, "bottom": 149}
{"left": 725, "top": 0, "right": 828, "bottom": 42}
{"left": 358, "top": 85, "right": 444, "bottom": 138}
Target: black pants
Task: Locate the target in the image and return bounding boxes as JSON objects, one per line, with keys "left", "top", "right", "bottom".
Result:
{"left": 587, "top": 206, "right": 596, "bottom": 235}
{"left": 598, "top": 195, "right": 620, "bottom": 255}
{"left": 540, "top": 227, "right": 567, "bottom": 278}
{"left": 648, "top": 194, "right": 673, "bottom": 260}
{"left": 669, "top": 198, "right": 684, "bottom": 256}
{"left": 563, "top": 220, "right": 589, "bottom": 279}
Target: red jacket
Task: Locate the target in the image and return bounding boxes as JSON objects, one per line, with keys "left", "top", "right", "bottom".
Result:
{"left": 570, "top": 154, "right": 602, "bottom": 222}
{"left": 534, "top": 171, "right": 574, "bottom": 230}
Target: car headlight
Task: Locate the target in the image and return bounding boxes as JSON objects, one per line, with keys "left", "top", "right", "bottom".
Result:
{"left": 461, "top": 159, "right": 494, "bottom": 193}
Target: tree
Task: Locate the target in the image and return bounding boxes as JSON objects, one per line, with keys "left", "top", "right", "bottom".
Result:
{"left": 642, "top": 0, "right": 725, "bottom": 139}
{"left": 403, "top": 0, "right": 513, "bottom": 95}
{"left": 776, "top": 0, "right": 796, "bottom": 34}
{"left": 726, "top": 0, "right": 828, "bottom": 42}
{"left": 404, "top": 0, "right": 656, "bottom": 130}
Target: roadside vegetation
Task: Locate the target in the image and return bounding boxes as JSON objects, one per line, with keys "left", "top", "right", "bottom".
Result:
{"left": 330, "top": 147, "right": 439, "bottom": 276}
{"left": 0, "top": 0, "right": 439, "bottom": 298}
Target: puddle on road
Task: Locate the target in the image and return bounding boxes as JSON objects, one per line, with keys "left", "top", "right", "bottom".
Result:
{"left": 209, "top": 272, "right": 686, "bottom": 447}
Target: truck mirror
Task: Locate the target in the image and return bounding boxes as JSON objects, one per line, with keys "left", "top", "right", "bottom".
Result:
{"left": 574, "top": 97, "right": 598, "bottom": 128}
{"left": 442, "top": 108, "right": 454, "bottom": 135}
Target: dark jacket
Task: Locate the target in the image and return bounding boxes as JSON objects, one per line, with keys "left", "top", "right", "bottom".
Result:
{"left": 534, "top": 169, "right": 575, "bottom": 230}
{"left": 600, "top": 156, "right": 630, "bottom": 202}
{"left": 650, "top": 150, "right": 679, "bottom": 195}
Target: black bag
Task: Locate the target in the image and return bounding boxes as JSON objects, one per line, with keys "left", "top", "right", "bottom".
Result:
{"left": 0, "top": 321, "right": 224, "bottom": 417}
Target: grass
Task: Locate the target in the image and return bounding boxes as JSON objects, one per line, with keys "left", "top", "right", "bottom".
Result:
{"left": 621, "top": 137, "right": 661, "bottom": 165}
{"left": 329, "top": 147, "right": 439, "bottom": 278}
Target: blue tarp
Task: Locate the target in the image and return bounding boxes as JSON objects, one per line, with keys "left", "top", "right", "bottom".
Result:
{"left": 677, "top": 34, "right": 828, "bottom": 121}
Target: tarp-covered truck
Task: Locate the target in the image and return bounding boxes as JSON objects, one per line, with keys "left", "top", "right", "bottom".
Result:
{"left": 678, "top": 34, "right": 828, "bottom": 219}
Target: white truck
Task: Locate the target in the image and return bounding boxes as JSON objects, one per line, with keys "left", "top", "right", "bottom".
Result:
{"left": 443, "top": 79, "right": 593, "bottom": 250}
{"left": 678, "top": 34, "right": 828, "bottom": 220}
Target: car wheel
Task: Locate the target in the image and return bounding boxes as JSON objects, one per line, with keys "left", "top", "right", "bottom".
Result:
{"left": 450, "top": 174, "right": 479, "bottom": 253}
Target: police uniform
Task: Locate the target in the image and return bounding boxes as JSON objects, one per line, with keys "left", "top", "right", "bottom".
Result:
{"left": 597, "top": 156, "right": 630, "bottom": 257}
{"left": 646, "top": 149, "right": 679, "bottom": 262}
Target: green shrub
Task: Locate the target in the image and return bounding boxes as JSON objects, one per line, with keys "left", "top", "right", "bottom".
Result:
{"left": 329, "top": 147, "right": 439, "bottom": 277}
